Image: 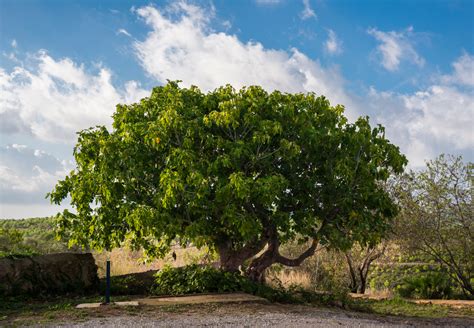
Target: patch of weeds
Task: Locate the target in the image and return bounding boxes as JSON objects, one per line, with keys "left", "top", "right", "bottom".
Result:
{"left": 0, "top": 295, "right": 103, "bottom": 325}
{"left": 74, "top": 309, "right": 91, "bottom": 322}
{"left": 286, "top": 284, "right": 350, "bottom": 307}
{"left": 158, "top": 304, "right": 193, "bottom": 314}
{"left": 347, "top": 296, "right": 474, "bottom": 319}
{"left": 125, "top": 306, "right": 140, "bottom": 316}
{"left": 47, "top": 302, "right": 74, "bottom": 311}
{"left": 43, "top": 311, "right": 57, "bottom": 320}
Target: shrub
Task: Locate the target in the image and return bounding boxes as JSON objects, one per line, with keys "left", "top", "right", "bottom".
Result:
{"left": 151, "top": 264, "right": 243, "bottom": 295}
{"left": 396, "top": 272, "right": 453, "bottom": 299}
{"left": 150, "top": 264, "right": 301, "bottom": 303}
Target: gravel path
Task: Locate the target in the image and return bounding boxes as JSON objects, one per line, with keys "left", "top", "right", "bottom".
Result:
{"left": 53, "top": 303, "right": 473, "bottom": 328}
{"left": 60, "top": 313, "right": 410, "bottom": 327}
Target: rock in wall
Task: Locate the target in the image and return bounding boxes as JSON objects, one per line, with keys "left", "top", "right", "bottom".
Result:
{"left": 0, "top": 253, "right": 99, "bottom": 296}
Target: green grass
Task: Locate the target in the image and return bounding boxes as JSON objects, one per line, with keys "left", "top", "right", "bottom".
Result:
{"left": 348, "top": 297, "right": 473, "bottom": 319}
{"left": 0, "top": 294, "right": 134, "bottom": 326}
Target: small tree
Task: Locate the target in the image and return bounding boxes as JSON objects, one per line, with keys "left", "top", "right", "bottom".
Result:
{"left": 393, "top": 155, "right": 473, "bottom": 297}
{"left": 0, "top": 228, "right": 25, "bottom": 254}
{"left": 344, "top": 242, "right": 386, "bottom": 294}
{"left": 49, "top": 82, "right": 406, "bottom": 281}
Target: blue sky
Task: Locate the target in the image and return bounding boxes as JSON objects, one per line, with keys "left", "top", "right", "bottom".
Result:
{"left": 0, "top": 0, "right": 473, "bottom": 218}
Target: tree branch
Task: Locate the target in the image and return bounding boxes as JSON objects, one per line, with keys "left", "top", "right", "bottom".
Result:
{"left": 275, "top": 239, "right": 318, "bottom": 266}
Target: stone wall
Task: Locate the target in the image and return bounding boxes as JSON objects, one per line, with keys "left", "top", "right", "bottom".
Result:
{"left": 0, "top": 253, "right": 99, "bottom": 296}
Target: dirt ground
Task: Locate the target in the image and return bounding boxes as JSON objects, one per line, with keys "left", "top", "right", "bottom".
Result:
{"left": 3, "top": 293, "right": 473, "bottom": 327}
{"left": 16, "top": 302, "right": 472, "bottom": 327}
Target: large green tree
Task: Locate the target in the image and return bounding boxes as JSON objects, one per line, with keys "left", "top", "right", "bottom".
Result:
{"left": 49, "top": 82, "right": 406, "bottom": 281}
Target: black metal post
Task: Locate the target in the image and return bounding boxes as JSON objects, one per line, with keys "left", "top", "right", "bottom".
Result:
{"left": 105, "top": 260, "right": 111, "bottom": 304}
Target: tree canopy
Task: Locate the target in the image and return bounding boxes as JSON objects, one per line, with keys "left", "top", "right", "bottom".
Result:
{"left": 49, "top": 82, "right": 406, "bottom": 280}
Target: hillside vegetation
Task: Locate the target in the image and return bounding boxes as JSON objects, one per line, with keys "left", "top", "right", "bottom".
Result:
{"left": 0, "top": 217, "right": 70, "bottom": 257}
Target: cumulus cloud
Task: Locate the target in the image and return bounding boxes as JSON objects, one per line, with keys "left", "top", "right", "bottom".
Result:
{"left": 132, "top": 2, "right": 473, "bottom": 168}
{"left": 441, "top": 52, "right": 474, "bottom": 87}
{"left": 368, "top": 54, "right": 474, "bottom": 167}
{"left": 133, "top": 3, "right": 357, "bottom": 118}
{"left": 0, "top": 144, "right": 72, "bottom": 204}
{"left": 0, "top": 51, "right": 148, "bottom": 143}
{"left": 368, "top": 26, "right": 424, "bottom": 71}
{"left": 300, "top": 0, "right": 316, "bottom": 20}
{"left": 324, "top": 29, "right": 342, "bottom": 55}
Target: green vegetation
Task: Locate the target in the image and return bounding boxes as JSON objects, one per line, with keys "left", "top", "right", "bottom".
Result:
{"left": 0, "top": 217, "right": 70, "bottom": 258}
{"left": 396, "top": 272, "right": 453, "bottom": 299}
{"left": 152, "top": 264, "right": 247, "bottom": 295}
{"left": 369, "top": 262, "right": 456, "bottom": 299}
{"left": 0, "top": 295, "right": 132, "bottom": 325}
{"left": 1, "top": 84, "right": 471, "bottom": 326}
{"left": 349, "top": 297, "right": 473, "bottom": 319}
{"left": 392, "top": 155, "right": 473, "bottom": 298}
{"left": 151, "top": 264, "right": 295, "bottom": 303}
{"left": 48, "top": 81, "right": 406, "bottom": 282}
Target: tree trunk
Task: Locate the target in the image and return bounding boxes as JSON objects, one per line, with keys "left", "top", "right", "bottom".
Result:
{"left": 216, "top": 232, "right": 271, "bottom": 273}
{"left": 345, "top": 253, "right": 358, "bottom": 293}
{"left": 216, "top": 223, "right": 319, "bottom": 283}
{"left": 246, "top": 238, "right": 319, "bottom": 283}
{"left": 357, "top": 266, "right": 368, "bottom": 294}
{"left": 246, "top": 229, "right": 280, "bottom": 283}
{"left": 345, "top": 245, "right": 385, "bottom": 294}
{"left": 217, "top": 245, "right": 243, "bottom": 272}
{"left": 246, "top": 249, "right": 275, "bottom": 283}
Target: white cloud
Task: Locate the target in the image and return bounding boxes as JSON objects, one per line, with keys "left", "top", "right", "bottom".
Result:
{"left": 441, "top": 52, "right": 474, "bottom": 87}
{"left": 132, "top": 3, "right": 473, "bottom": 169}
{"left": 368, "top": 26, "right": 424, "bottom": 71}
{"left": 11, "top": 39, "right": 17, "bottom": 48}
{"left": 0, "top": 144, "right": 72, "bottom": 202}
{"left": 325, "top": 29, "right": 342, "bottom": 55}
{"left": 117, "top": 28, "right": 132, "bottom": 37}
{"left": 368, "top": 54, "right": 474, "bottom": 167}
{"left": 133, "top": 3, "right": 357, "bottom": 119}
{"left": 222, "top": 20, "right": 232, "bottom": 31}
{"left": 300, "top": 0, "right": 316, "bottom": 20}
{"left": 0, "top": 51, "right": 148, "bottom": 143}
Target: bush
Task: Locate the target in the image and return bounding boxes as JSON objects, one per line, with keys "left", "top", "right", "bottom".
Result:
{"left": 396, "top": 272, "right": 453, "bottom": 299}
{"left": 151, "top": 264, "right": 242, "bottom": 295}
{"left": 150, "top": 264, "right": 299, "bottom": 303}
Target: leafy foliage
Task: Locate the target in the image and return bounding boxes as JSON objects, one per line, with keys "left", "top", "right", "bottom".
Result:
{"left": 392, "top": 155, "right": 473, "bottom": 297}
{"left": 48, "top": 82, "right": 406, "bottom": 277}
{"left": 396, "top": 272, "right": 453, "bottom": 299}
{"left": 151, "top": 264, "right": 292, "bottom": 302}
{"left": 152, "top": 264, "right": 244, "bottom": 295}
